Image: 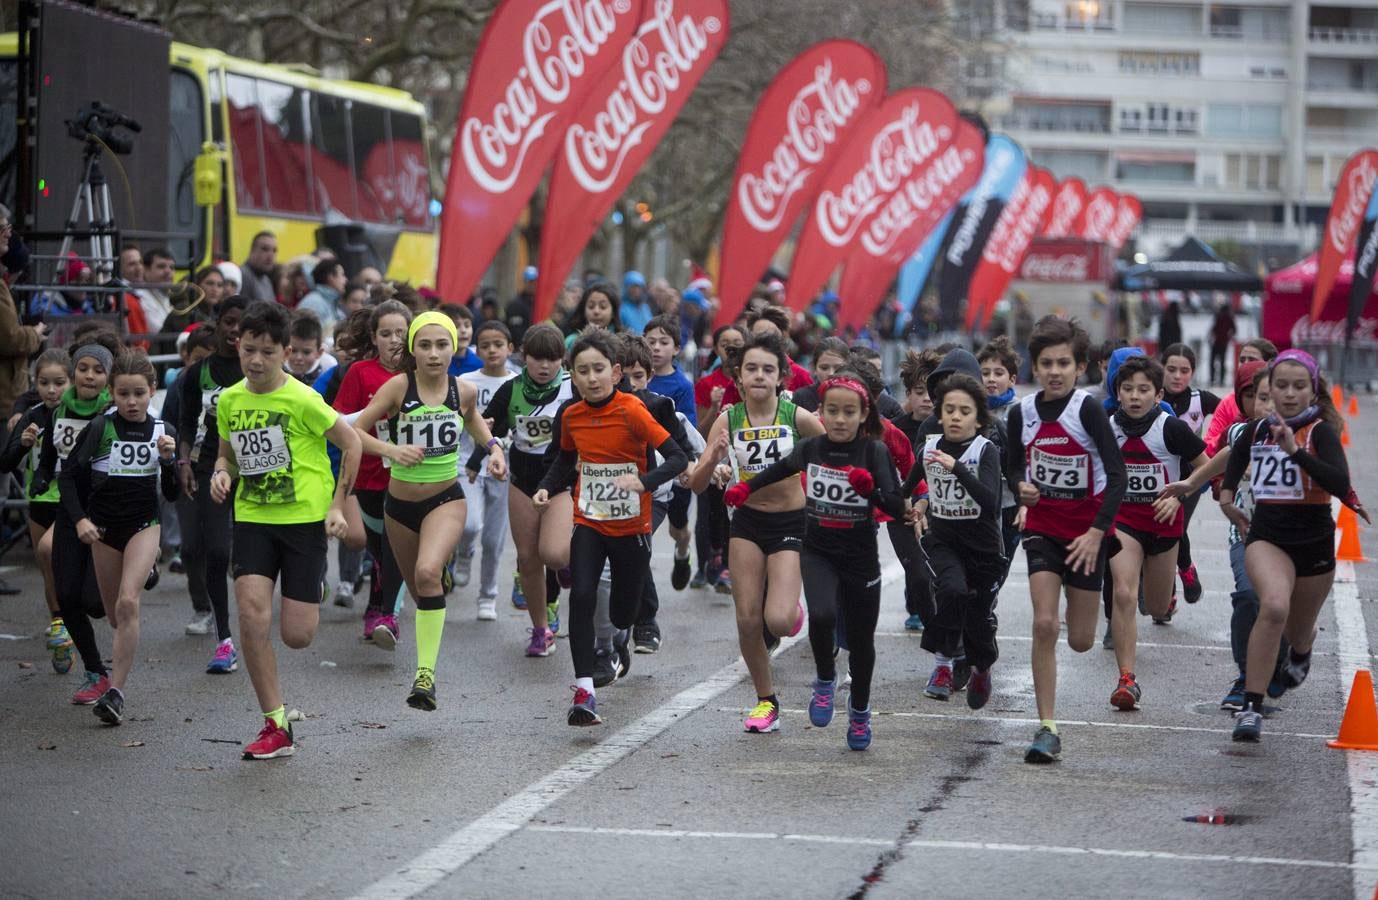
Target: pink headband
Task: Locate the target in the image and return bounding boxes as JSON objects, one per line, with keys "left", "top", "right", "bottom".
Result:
{"left": 819, "top": 376, "right": 871, "bottom": 412}
{"left": 1269, "top": 349, "right": 1320, "bottom": 394}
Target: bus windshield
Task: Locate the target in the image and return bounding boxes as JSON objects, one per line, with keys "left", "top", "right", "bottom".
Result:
{"left": 167, "top": 67, "right": 206, "bottom": 267}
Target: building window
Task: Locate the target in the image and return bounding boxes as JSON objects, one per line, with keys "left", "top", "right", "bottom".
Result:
{"left": 1033, "top": 148, "right": 1110, "bottom": 181}
{"left": 1224, "top": 153, "right": 1282, "bottom": 189}
{"left": 1116, "top": 154, "right": 1196, "bottom": 182}
{"left": 1119, "top": 103, "right": 1198, "bottom": 135}
{"left": 1118, "top": 51, "right": 1201, "bottom": 75}
{"left": 1008, "top": 101, "right": 1111, "bottom": 133}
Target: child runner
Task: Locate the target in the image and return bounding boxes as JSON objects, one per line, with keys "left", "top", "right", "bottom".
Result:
{"left": 643, "top": 314, "right": 698, "bottom": 591}
{"left": 211, "top": 301, "right": 361, "bottom": 759}
{"left": 562, "top": 283, "right": 621, "bottom": 351}
{"left": 725, "top": 373, "right": 905, "bottom": 750}
{"left": 287, "top": 312, "right": 335, "bottom": 384}
{"left": 440, "top": 303, "right": 482, "bottom": 377}
{"left": 1203, "top": 338, "right": 1278, "bottom": 456}
{"left": 333, "top": 300, "right": 413, "bottom": 649}
{"left": 1221, "top": 350, "right": 1351, "bottom": 742}
{"left": 893, "top": 349, "right": 941, "bottom": 632}
{"left": 1105, "top": 355, "right": 1208, "bottom": 710}
{"left": 176, "top": 298, "right": 246, "bottom": 667}
{"left": 978, "top": 336, "right": 1025, "bottom": 562}
{"left": 690, "top": 332, "right": 822, "bottom": 731}
{"left": 787, "top": 337, "right": 851, "bottom": 413}
{"left": 472, "top": 323, "right": 572, "bottom": 657}
{"left": 61, "top": 350, "right": 180, "bottom": 723}
{"left": 0, "top": 349, "right": 73, "bottom": 671}
{"left": 457, "top": 320, "right": 519, "bottom": 619}
{"left": 533, "top": 328, "right": 686, "bottom": 726}
{"left": 353, "top": 311, "right": 507, "bottom": 709}
{"left": 1007, "top": 317, "right": 1126, "bottom": 763}
{"left": 31, "top": 338, "right": 116, "bottom": 705}
{"left": 1159, "top": 343, "right": 1220, "bottom": 608}
{"left": 915, "top": 373, "right": 1004, "bottom": 710}
{"left": 691, "top": 324, "right": 746, "bottom": 590}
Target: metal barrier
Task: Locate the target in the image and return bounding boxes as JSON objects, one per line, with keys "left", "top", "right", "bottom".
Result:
{"left": 1294, "top": 342, "right": 1378, "bottom": 391}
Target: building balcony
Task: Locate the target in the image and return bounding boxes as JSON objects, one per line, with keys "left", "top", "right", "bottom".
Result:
{"left": 1308, "top": 26, "right": 1378, "bottom": 50}
{"left": 1303, "top": 126, "right": 1378, "bottom": 148}
{"left": 1306, "top": 83, "right": 1378, "bottom": 108}
{"left": 1138, "top": 219, "right": 1316, "bottom": 246}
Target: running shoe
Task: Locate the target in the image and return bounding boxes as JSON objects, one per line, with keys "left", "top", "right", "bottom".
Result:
{"left": 592, "top": 649, "right": 619, "bottom": 688}
{"left": 1220, "top": 677, "right": 1247, "bottom": 711}
{"left": 689, "top": 565, "right": 707, "bottom": 590}
{"left": 442, "top": 562, "right": 455, "bottom": 595}
{"left": 568, "top": 685, "right": 601, "bottom": 726}
{"left": 924, "top": 665, "right": 953, "bottom": 701}
{"left": 71, "top": 671, "right": 110, "bottom": 705}
{"left": 633, "top": 622, "right": 661, "bottom": 654}
{"left": 809, "top": 677, "right": 836, "bottom": 727}
{"left": 1110, "top": 672, "right": 1142, "bottom": 711}
{"left": 951, "top": 657, "right": 972, "bottom": 692}
{"left": 371, "top": 614, "right": 399, "bottom": 651}
{"left": 547, "top": 599, "right": 561, "bottom": 635}
{"left": 243, "top": 718, "right": 295, "bottom": 759}
{"left": 93, "top": 687, "right": 124, "bottom": 725}
{"left": 671, "top": 554, "right": 691, "bottom": 591}
{"left": 168, "top": 553, "right": 185, "bottom": 574}
{"left": 185, "top": 612, "right": 213, "bottom": 636}
{"left": 477, "top": 597, "right": 498, "bottom": 621}
{"left": 406, "top": 668, "right": 437, "bottom": 711}
{"left": 714, "top": 567, "right": 733, "bottom": 596}
{"left": 613, "top": 629, "right": 632, "bottom": 679}
{"left": 967, "top": 666, "right": 992, "bottom": 710}
{"left": 455, "top": 551, "right": 472, "bottom": 587}
{"left": 144, "top": 566, "right": 159, "bottom": 591}
{"left": 1024, "top": 726, "right": 1061, "bottom": 764}
{"left": 1152, "top": 595, "right": 1177, "bottom": 626}
{"left": 903, "top": 613, "right": 924, "bottom": 632}
{"left": 1101, "top": 627, "right": 1114, "bottom": 650}
{"left": 1279, "top": 651, "right": 1312, "bottom": 690}
{"left": 556, "top": 567, "right": 572, "bottom": 590}
{"left": 525, "top": 627, "right": 556, "bottom": 658}
{"left": 361, "top": 609, "right": 381, "bottom": 642}
{"left": 846, "top": 706, "right": 872, "bottom": 751}
{"left": 1232, "top": 709, "right": 1263, "bottom": 742}
{"left": 320, "top": 581, "right": 333, "bottom": 606}
{"left": 511, "top": 575, "right": 527, "bottom": 610}
{"left": 788, "top": 600, "right": 806, "bottom": 638}
{"left": 46, "top": 620, "right": 74, "bottom": 674}
{"left": 207, "top": 638, "right": 238, "bottom": 674}
{"left": 1180, "top": 564, "right": 1202, "bottom": 604}
{"left": 744, "top": 699, "right": 780, "bottom": 733}
{"left": 333, "top": 581, "right": 355, "bottom": 609}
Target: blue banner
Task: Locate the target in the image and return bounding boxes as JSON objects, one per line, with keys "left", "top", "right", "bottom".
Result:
{"left": 894, "top": 208, "right": 954, "bottom": 336}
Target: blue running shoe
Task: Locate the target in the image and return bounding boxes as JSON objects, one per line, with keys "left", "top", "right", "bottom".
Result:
{"left": 568, "top": 686, "right": 601, "bottom": 726}
{"left": 206, "top": 638, "right": 238, "bottom": 674}
{"left": 1024, "top": 726, "right": 1061, "bottom": 764}
{"left": 809, "top": 678, "right": 836, "bottom": 727}
{"left": 1220, "top": 677, "right": 1247, "bottom": 711}
{"left": 847, "top": 706, "right": 872, "bottom": 750}
{"left": 903, "top": 613, "right": 924, "bottom": 632}
{"left": 547, "top": 599, "right": 561, "bottom": 636}
{"left": 1232, "top": 709, "right": 1263, "bottom": 742}
{"left": 511, "top": 574, "right": 527, "bottom": 610}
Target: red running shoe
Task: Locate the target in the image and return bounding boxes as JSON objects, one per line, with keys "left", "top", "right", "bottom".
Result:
{"left": 243, "top": 718, "right": 295, "bottom": 760}
{"left": 1110, "top": 672, "right": 1142, "bottom": 711}
{"left": 71, "top": 672, "right": 110, "bottom": 705}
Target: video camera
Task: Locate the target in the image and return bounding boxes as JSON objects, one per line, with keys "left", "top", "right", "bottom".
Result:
{"left": 65, "top": 101, "right": 141, "bottom": 155}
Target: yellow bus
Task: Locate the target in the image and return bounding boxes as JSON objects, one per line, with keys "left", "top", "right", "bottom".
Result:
{"left": 1, "top": 34, "right": 438, "bottom": 285}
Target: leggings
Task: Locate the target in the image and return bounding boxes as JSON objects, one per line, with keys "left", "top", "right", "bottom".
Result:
{"left": 52, "top": 511, "right": 106, "bottom": 676}
{"left": 694, "top": 484, "right": 729, "bottom": 568}
{"left": 802, "top": 547, "right": 882, "bottom": 711}
{"left": 1228, "top": 539, "right": 1288, "bottom": 677}
{"left": 1177, "top": 490, "right": 1202, "bottom": 572}
{"left": 569, "top": 524, "right": 650, "bottom": 679}
{"left": 357, "top": 488, "right": 406, "bottom": 616}
{"left": 179, "top": 468, "right": 234, "bottom": 640}
{"left": 887, "top": 519, "right": 934, "bottom": 622}
{"left": 458, "top": 475, "right": 510, "bottom": 600}
{"left": 920, "top": 538, "right": 1001, "bottom": 671}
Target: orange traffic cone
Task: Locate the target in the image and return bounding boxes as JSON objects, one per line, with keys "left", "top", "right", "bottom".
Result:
{"left": 1329, "top": 669, "right": 1378, "bottom": 751}
{"left": 1351, "top": 395, "right": 1361, "bottom": 418}
{"left": 1343, "top": 424, "right": 1352, "bottom": 447}
{"left": 1338, "top": 506, "right": 1368, "bottom": 563}
{"left": 1333, "top": 384, "right": 1345, "bottom": 410}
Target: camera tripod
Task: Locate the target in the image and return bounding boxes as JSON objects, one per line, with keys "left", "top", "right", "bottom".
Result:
{"left": 55, "top": 138, "right": 118, "bottom": 280}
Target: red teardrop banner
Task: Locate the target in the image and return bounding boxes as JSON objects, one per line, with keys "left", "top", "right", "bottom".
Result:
{"left": 1078, "top": 185, "right": 1119, "bottom": 244}
{"left": 1104, "top": 193, "right": 1143, "bottom": 251}
{"left": 1313, "top": 148, "right": 1378, "bottom": 321}
{"left": 1041, "top": 177, "right": 1087, "bottom": 239}
{"left": 965, "top": 165, "right": 1056, "bottom": 331}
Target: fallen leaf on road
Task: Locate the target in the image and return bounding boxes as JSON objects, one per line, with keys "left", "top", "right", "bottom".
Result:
{"left": 16, "top": 661, "right": 33, "bottom": 669}
{"left": 121, "top": 740, "right": 145, "bottom": 748}
{"left": 37, "top": 741, "right": 56, "bottom": 750}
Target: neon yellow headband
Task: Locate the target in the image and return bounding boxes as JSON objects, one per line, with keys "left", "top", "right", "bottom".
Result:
{"left": 408, "top": 310, "right": 458, "bottom": 353}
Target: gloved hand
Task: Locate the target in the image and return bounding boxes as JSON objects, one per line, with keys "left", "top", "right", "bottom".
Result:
{"left": 724, "top": 482, "right": 751, "bottom": 508}
{"left": 847, "top": 467, "right": 874, "bottom": 495}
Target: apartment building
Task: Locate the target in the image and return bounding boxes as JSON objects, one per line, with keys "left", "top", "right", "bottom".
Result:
{"left": 969, "top": 1, "right": 1378, "bottom": 261}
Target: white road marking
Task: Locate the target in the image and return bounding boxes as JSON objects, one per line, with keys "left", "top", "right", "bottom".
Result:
{"left": 1333, "top": 560, "right": 1378, "bottom": 900}
{"left": 351, "top": 561, "right": 905, "bottom": 899}
{"left": 526, "top": 824, "right": 1378, "bottom": 871}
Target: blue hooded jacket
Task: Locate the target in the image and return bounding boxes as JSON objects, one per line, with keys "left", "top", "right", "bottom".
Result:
{"left": 1103, "top": 346, "right": 1174, "bottom": 415}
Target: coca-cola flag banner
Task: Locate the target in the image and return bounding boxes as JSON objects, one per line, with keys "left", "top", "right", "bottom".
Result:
{"left": 935, "top": 134, "right": 1026, "bottom": 329}
{"left": 1347, "top": 183, "right": 1378, "bottom": 341}
{"left": 786, "top": 88, "right": 959, "bottom": 315}
{"left": 713, "top": 40, "right": 886, "bottom": 329}
{"left": 1314, "top": 148, "right": 1378, "bottom": 321}
{"left": 965, "top": 165, "right": 1055, "bottom": 331}
{"left": 1078, "top": 186, "right": 1120, "bottom": 243}
{"left": 834, "top": 117, "right": 985, "bottom": 332}
{"left": 1041, "top": 177, "right": 1086, "bottom": 239}
{"left": 534, "top": 0, "right": 730, "bottom": 321}
{"left": 437, "top": 0, "right": 644, "bottom": 302}
{"left": 1104, "top": 193, "right": 1143, "bottom": 251}
{"left": 893, "top": 207, "right": 954, "bottom": 335}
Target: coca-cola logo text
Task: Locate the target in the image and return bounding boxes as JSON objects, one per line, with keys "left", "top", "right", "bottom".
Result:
{"left": 1044, "top": 183, "right": 1083, "bottom": 238}
{"left": 737, "top": 61, "right": 871, "bottom": 232}
{"left": 1106, "top": 200, "right": 1141, "bottom": 249}
{"left": 1021, "top": 252, "right": 1090, "bottom": 282}
{"left": 1291, "top": 314, "right": 1378, "bottom": 346}
{"left": 981, "top": 175, "right": 1032, "bottom": 266}
{"left": 460, "top": 0, "right": 629, "bottom": 194}
{"left": 1329, "top": 156, "right": 1378, "bottom": 255}
{"left": 857, "top": 143, "right": 973, "bottom": 257}
{"left": 946, "top": 144, "right": 1018, "bottom": 265}
{"left": 992, "top": 181, "right": 1052, "bottom": 273}
{"left": 1082, "top": 193, "right": 1116, "bottom": 243}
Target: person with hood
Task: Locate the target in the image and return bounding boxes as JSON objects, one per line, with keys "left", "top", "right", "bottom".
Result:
{"left": 619, "top": 271, "right": 653, "bottom": 334}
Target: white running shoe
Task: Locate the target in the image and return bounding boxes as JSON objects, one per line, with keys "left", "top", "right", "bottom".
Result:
{"left": 477, "top": 597, "right": 497, "bottom": 621}
{"left": 184, "top": 612, "right": 213, "bottom": 636}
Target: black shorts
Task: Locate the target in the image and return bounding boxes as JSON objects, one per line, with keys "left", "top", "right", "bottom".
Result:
{"left": 509, "top": 450, "right": 548, "bottom": 497}
{"left": 232, "top": 521, "right": 328, "bottom": 602}
{"left": 1113, "top": 522, "right": 1180, "bottom": 558}
{"left": 1247, "top": 533, "right": 1336, "bottom": 577}
{"left": 386, "top": 482, "right": 465, "bottom": 533}
{"left": 97, "top": 518, "right": 158, "bottom": 553}
{"left": 1023, "top": 531, "right": 1110, "bottom": 592}
{"left": 28, "top": 500, "right": 58, "bottom": 530}
{"left": 730, "top": 505, "right": 804, "bottom": 556}
{"left": 668, "top": 484, "right": 692, "bottom": 530}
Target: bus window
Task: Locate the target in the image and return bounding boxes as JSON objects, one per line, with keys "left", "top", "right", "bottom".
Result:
{"left": 310, "top": 93, "right": 357, "bottom": 219}
{"left": 388, "top": 112, "right": 430, "bottom": 229}
{"left": 255, "top": 79, "right": 312, "bottom": 216}
{"left": 167, "top": 68, "right": 205, "bottom": 266}
{"left": 226, "top": 73, "right": 267, "bottom": 211}
{"left": 0, "top": 60, "right": 17, "bottom": 216}
{"left": 350, "top": 101, "right": 390, "bottom": 225}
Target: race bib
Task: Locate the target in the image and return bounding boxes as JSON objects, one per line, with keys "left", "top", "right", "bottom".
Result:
{"left": 515, "top": 414, "right": 554, "bottom": 450}
{"left": 1250, "top": 444, "right": 1302, "bottom": 501}
{"left": 734, "top": 426, "right": 792, "bottom": 480}
{"left": 578, "top": 461, "right": 639, "bottom": 521}
{"left": 1125, "top": 462, "right": 1166, "bottom": 504}
{"left": 191, "top": 386, "right": 222, "bottom": 462}
{"left": 396, "top": 411, "right": 459, "bottom": 458}
{"left": 53, "top": 417, "right": 87, "bottom": 461}
{"left": 108, "top": 440, "right": 158, "bottom": 477}
{"left": 927, "top": 468, "right": 979, "bottom": 519}
{"left": 1030, "top": 447, "right": 1088, "bottom": 499}
{"left": 806, "top": 463, "right": 867, "bottom": 522}
{"left": 377, "top": 420, "right": 393, "bottom": 469}
{"left": 232, "top": 424, "right": 290, "bottom": 476}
